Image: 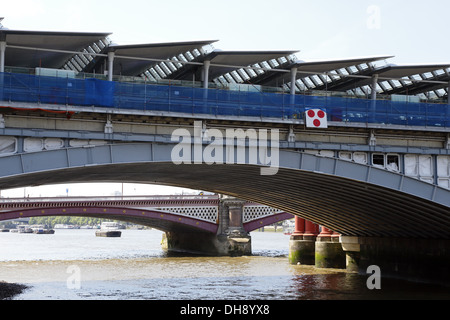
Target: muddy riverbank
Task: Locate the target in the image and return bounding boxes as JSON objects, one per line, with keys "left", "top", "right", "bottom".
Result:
{"left": 0, "top": 281, "right": 28, "bottom": 300}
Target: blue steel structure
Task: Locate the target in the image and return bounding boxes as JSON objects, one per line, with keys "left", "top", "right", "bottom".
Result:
{"left": 1, "top": 71, "right": 449, "bottom": 127}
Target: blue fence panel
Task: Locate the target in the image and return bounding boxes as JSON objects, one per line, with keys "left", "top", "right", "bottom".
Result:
{"left": 385, "top": 100, "right": 407, "bottom": 125}
{"left": 345, "top": 98, "right": 369, "bottom": 123}
{"left": 402, "top": 101, "right": 424, "bottom": 126}
{"left": 33, "top": 75, "right": 65, "bottom": 105}
{"left": 1, "top": 72, "right": 449, "bottom": 128}
{"left": 168, "top": 85, "right": 194, "bottom": 114}
{"left": 426, "top": 103, "right": 447, "bottom": 127}
{"left": 84, "top": 78, "right": 114, "bottom": 107}
{"left": 327, "top": 96, "right": 347, "bottom": 122}
{"left": 67, "top": 78, "right": 88, "bottom": 106}
{"left": 6, "top": 73, "right": 39, "bottom": 103}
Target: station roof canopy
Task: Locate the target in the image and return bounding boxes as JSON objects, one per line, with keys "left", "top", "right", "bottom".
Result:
{"left": 165, "top": 49, "right": 299, "bottom": 81}
{"left": 249, "top": 55, "right": 394, "bottom": 87}
{"left": 103, "top": 40, "right": 218, "bottom": 76}
{"left": 0, "top": 29, "right": 112, "bottom": 69}
{"left": 375, "top": 63, "right": 450, "bottom": 78}
{"left": 319, "top": 62, "right": 450, "bottom": 93}
{"left": 0, "top": 20, "right": 448, "bottom": 100}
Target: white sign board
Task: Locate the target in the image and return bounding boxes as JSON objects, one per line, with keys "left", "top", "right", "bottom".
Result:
{"left": 305, "top": 109, "right": 328, "bottom": 128}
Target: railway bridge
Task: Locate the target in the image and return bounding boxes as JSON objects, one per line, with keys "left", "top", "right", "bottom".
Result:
{"left": 0, "top": 22, "right": 450, "bottom": 284}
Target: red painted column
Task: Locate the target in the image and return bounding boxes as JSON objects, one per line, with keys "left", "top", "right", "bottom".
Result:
{"left": 331, "top": 230, "right": 341, "bottom": 242}
{"left": 317, "top": 226, "right": 333, "bottom": 242}
{"left": 291, "top": 216, "right": 305, "bottom": 240}
{"left": 303, "top": 220, "right": 319, "bottom": 241}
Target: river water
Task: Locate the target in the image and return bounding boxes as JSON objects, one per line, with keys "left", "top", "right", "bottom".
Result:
{"left": 1, "top": 229, "right": 449, "bottom": 301}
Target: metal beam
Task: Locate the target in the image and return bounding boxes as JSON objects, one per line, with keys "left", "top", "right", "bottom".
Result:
{"left": 0, "top": 41, "right": 5, "bottom": 73}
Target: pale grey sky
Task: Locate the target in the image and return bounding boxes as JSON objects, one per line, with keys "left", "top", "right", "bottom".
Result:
{"left": 2, "top": 0, "right": 450, "bottom": 64}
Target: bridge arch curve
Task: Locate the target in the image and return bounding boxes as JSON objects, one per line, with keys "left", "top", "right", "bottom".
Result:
{"left": 0, "top": 206, "right": 218, "bottom": 233}
{"left": 0, "top": 203, "right": 292, "bottom": 233}
{"left": 0, "top": 143, "right": 449, "bottom": 239}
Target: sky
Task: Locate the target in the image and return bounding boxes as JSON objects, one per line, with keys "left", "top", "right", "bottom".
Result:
{"left": 1, "top": 0, "right": 449, "bottom": 197}
{"left": 2, "top": 0, "right": 450, "bottom": 64}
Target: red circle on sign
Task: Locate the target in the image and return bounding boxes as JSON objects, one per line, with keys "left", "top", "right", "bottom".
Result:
{"left": 317, "top": 110, "right": 325, "bottom": 118}
{"left": 313, "top": 119, "right": 321, "bottom": 127}
{"left": 307, "top": 110, "right": 315, "bottom": 118}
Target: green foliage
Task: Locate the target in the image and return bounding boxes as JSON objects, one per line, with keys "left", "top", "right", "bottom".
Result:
{"left": 28, "top": 216, "right": 106, "bottom": 227}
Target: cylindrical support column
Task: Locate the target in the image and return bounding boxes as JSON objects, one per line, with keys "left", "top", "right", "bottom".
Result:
{"left": 317, "top": 226, "right": 333, "bottom": 242}
{"left": 371, "top": 74, "right": 378, "bottom": 101}
{"left": 202, "top": 60, "right": 211, "bottom": 89}
{"left": 330, "top": 230, "right": 341, "bottom": 243}
{"left": 315, "top": 227, "right": 345, "bottom": 268}
{"left": 448, "top": 81, "right": 450, "bottom": 105}
{"left": 0, "top": 41, "right": 6, "bottom": 73}
{"left": 291, "top": 216, "right": 305, "bottom": 239}
{"left": 303, "top": 220, "right": 319, "bottom": 241}
{"left": 370, "top": 74, "right": 378, "bottom": 123}
{"left": 290, "top": 67, "right": 297, "bottom": 96}
{"left": 289, "top": 67, "right": 298, "bottom": 116}
{"left": 289, "top": 220, "right": 317, "bottom": 265}
{"left": 107, "top": 51, "right": 115, "bottom": 82}
{"left": 0, "top": 40, "right": 6, "bottom": 102}
{"left": 315, "top": 241, "right": 346, "bottom": 269}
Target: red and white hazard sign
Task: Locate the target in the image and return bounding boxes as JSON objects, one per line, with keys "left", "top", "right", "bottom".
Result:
{"left": 305, "top": 109, "right": 327, "bottom": 128}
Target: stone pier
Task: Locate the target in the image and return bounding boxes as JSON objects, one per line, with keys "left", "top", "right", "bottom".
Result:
{"left": 162, "top": 196, "right": 251, "bottom": 256}
{"left": 315, "top": 227, "right": 346, "bottom": 269}
{"left": 340, "top": 236, "right": 361, "bottom": 272}
{"left": 289, "top": 217, "right": 319, "bottom": 265}
{"left": 289, "top": 217, "right": 346, "bottom": 269}
{"left": 218, "top": 196, "right": 252, "bottom": 256}
{"left": 358, "top": 236, "right": 450, "bottom": 285}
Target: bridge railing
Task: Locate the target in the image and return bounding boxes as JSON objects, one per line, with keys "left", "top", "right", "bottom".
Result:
{"left": 0, "top": 194, "right": 220, "bottom": 203}
{"left": 0, "top": 72, "right": 448, "bottom": 128}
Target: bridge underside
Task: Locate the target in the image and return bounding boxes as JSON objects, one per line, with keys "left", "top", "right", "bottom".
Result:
{"left": 0, "top": 206, "right": 218, "bottom": 233}
{"left": 0, "top": 145, "right": 449, "bottom": 239}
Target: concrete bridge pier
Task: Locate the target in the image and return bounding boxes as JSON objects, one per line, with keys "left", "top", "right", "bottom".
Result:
{"left": 339, "top": 236, "right": 361, "bottom": 272}
{"left": 360, "top": 237, "right": 450, "bottom": 285}
{"left": 315, "top": 227, "right": 346, "bottom": 269}
{"left": 218, "top": 197, "right": 252, "bottom": 256}
{"left": 289, "top": 218, "right": 346, "bottom": 268}
{"left": 340, "top": 236, "right": 450, "bottom": 285}
{"left": 289, "top": 217, "right": 319, "bottom": 265}
{"left": 161, "top": 196, "right": 251, "bottom": 256}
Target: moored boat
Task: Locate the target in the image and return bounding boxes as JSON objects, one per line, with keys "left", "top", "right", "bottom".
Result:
{"left": 30, "top": 225, "right": 55, "bottom": 234}
{"left": 95, "top": 230, "right": 122, "bottom": 237}
{"left": 17, "top": 225, "right": 33, "bottom": 233}
{"left": 95, "top": 222, "right": 122, "bottom": 237}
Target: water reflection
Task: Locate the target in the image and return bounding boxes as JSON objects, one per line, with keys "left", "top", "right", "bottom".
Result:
{"left": 288, "top": 272, "right": 450, "bottom": 300}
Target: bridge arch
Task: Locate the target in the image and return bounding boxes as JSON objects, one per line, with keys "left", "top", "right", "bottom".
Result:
{"left": 0, "top": 203, "right": 292, "bottom": 233}
{"left": 0, "top": 142, "right": 449, "bottom": 239}
{"left": 0, "top": 206, "right": 218, "bottom": 233}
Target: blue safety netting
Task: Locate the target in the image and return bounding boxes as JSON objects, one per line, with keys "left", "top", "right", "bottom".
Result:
{"left": 0, "top": 72, "right": 448, "bottom": 128}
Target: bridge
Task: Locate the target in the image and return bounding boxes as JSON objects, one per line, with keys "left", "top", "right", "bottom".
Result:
{"left": 0, "top": 21, "right": 450, "bottom": 284}
{"left": 0, "top": 194, "right": 292, "bottom": 255}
